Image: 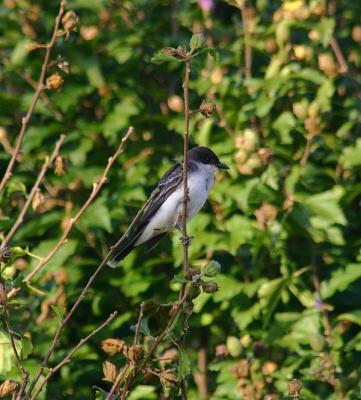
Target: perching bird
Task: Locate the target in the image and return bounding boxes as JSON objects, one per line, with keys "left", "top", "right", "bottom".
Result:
{"left": 107, "top": 146, "right": 229, "bottom": 267}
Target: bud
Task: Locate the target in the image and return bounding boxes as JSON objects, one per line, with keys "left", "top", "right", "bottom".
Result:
{"left": 265, "top": 38, "right": 278, "bottom": 53}
{"left": 304, "top": 118, "right": 320, "bottom": 135}
{"left": 352, "top": 26, "right": 361, "bottom": 43}
{"left": 293, "top": 45, "right": 306, "bottom": 60}
{"left": 231, "top": 359, "right": 249, "bottom": 378}
{"left": 54, "top": 155, "right": 67, "bottom": 176}
{"left": 190, "top": 32, "right": 206, "bottom": 51}
{"left": 0, "top": 282, "right": 7, "bottom": 305}
{"left": 175, "top": 45, "right": 188, "bottom": 59}
{"left": 215, "top": 344, "right": 229, "bottom": 357}
{"left": 309, "top": 29, "right": 320, "bottom": 41}
{"left": 162, "top": 47, "right": 178, "bottom": 57}
{"left": 62, "top": 10, "right": 79, "bottom": 38}
{"left": 0, "top": 246, "right": 12, "bottom": 263}
{"left": 254, "top": 202, "right": 278, "bottom": 230}
{"left": 80, "top": 25, "right": 99, "bottom": 41}
{"left": 245, "top": 154, "right": 262, "bottom": 170}
{"left": 243, "top": 128, "right": 259, "bottom": 152}
{"left": 234, "top": 149, "right": 248, "bottom": 165}
{"left": 126, "top": 345, "right": 144, "bottom": 363}
{"left": 0, "top": 380, "right": 18, "bottom": 397}
{"left": 262, "top": 360, "right": 278, "bottom": 375}
{"left": 100, "top": 338, "right": 126, "bottom": 355}
{"left": 293, "top": 101, "right": 309, "bottom": 120}
{"left": 188, "top": 285, "right": 201, "bottom": 301}
{"left": 46, "top": 73, "right": 64, "bottom": 90}
{"left": 32, "top": 190, "right": 45, "bottom": 211}
{"left": 240, "top": 334, "right": 252, "bottom": 348}
{"left": 288, "top": 378, "right": 302, "bottom": 398}
{"left": 226, "top": 336, "right": 242, "bottom": 357}
{"left": 102, "top": 361, "right": 118, "bottom": 383}
{"left": 199, "top": 99, "right": 216, "bottom": 118}
{"left": 318, "top": 53, "right": 338, "bottom": 78}
{"left": 167, "top": 95, "right": 183, "bottom": 113}
{"left": 202, "top": 260, "right": 221, "bottom": 277}
{"left": 159, "top": 369, "right": 178, "bottom": 388}
{"left": 202, "top": 281, "right": 219, "bottom": 294}
{"left": 257, "top": 148, "right": 272, "bottom": 165}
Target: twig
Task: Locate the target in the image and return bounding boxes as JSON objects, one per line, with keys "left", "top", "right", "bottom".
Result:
{"left": 0, "top": 0, "right": 67, "bottom": 195}
{"left": 3, "top": 304, "right": 29, "bottom": 400}
{"left": 29, "top": 311, "right": 118, "bottom": 400}
{"left": 25, "top": 128, "right": 134, "bottom": 398}
{"left": 240, "top": 5, "right": 252, "bottom": 85}
{"left": 300, "top": 133, "right": 315, "bottom": 166}
{"left": 329, "top": 36, "right": 349, "bottom": 75}
{"left": 0, "top": 135, "right": 65, "bottom": 250}
{"left": 22, "top": 127, "right": 134, "bottom": 284}
{"left": 106, "top": 364, "right": 133, "bottom": 400}
{"left": 134, "top": 302, "right": 145, "bottom": 345}
{"left": 181, "top": 59, "right": 191, "bottom": 282}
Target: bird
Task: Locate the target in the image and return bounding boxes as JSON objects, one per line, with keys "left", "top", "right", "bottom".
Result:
{"left": 107, "top": 146, "right": 229, "bottom": 267}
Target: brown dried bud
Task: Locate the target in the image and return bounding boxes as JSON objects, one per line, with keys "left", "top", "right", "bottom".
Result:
{"left": 255, "top": 202, "right": 277, "bottom": 230}
{"left": 159, "top": 369, "right": 178, "bottom": 388}
{"left": 0, "top": 282, "right": 7, "bottom": 305}
{"left": 102, "top": 361, "right": 118, "bottom": 383}
{"left": 0, "top": 246, "right": 12, "bottom": 263}
{"left": 202, "top": 281, "right": 219, "bottom": 294}
{"left": 231, "top": 359, "right": 249, "bottom": 378}
{"left": 0, "top": 380, "right": 18, "bottom": 397}
{"left": 304, "top": 118, "right": 320, "bottom": 135}
{"left": 54, "top": 155, "right": 67, "bottom": 176}
{"left": 46, "top": 73, "right": 64, "bottom": 90}
{"left": 199, "top": 99, "right": 216, "bottom": 118}
{"left": 162, "top": 47, "right": 178, "bottom": 57}
{"left": 318, "top": 53, "right": 338, "bottom": 78}
{"left": 32, "top": 190, "right": 45, "bottom": 211}
{"left": 257, "top": 148, "right": 272, "bottom": 165}
{"left": 175, "top": 45, "right": 188, "bottom": 59}
{"left": 288, "top": 378, "right": 302, "bottom": 398}
{"left": 265, "top": 38, "right": 278, "bottom": 53}
{"left": 101, "top": 338, "right": 127, "bottom": 355}
{"left": 62, "top": 11, "right": 79, "bottom": 38}
{"left": 309, "top": 29, "right": 320, "bottom": 42}
{"left": 126, "top": 345, "right": 144, "bottom": 363}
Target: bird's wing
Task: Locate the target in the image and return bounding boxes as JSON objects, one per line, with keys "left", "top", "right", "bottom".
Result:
{"left": 108, "top": 162, "right": 184, "bottom": 266}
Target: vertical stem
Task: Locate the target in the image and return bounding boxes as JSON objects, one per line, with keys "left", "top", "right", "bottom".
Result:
{"left": 181, "top": 59, "right": 191, "bottom": 280}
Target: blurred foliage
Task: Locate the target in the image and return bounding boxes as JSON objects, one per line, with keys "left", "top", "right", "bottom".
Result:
{"left": 1, "top": 0, "right": 361, "bottom": 399}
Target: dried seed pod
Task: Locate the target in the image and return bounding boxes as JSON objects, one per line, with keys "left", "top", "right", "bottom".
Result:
{"left": 231, "top": 359, "right": 249, "bottom": 378}
{"left": 46, "top": 73, "right": 64, "bottom": 90}
{"left": 167, "top": 95, "right": 183, "bottom": 113}
{"left": 32, "top": 190, "right": 45, "bottom": 211}
{"left": 159, "top": 369, "right": 178, "bottom": 388}
{"left": 199, "top": 99, "right": 216, "bottom": 118}
{"left": 54, "top": 155, "right": 67, "bottom": 176}
{"left": 62, "top": 10, "right": 79, "bottom": 38}
{"left": 0, "top": 380, "right": 18, "bottom": 397}
{"left": 126, "top": 345, "right": 144, "bottom": 363}
{"left": 0, "top": 282, "right": 7, "bottom": 305}
{"left": 288, "top": 379, "right": 302, "bottom": 398}
{"left": 257, "top": 148, "right": 272, "bottom": 165}
{"left": 262, "top": 360, "right": 278, "bottom": 375}
{"left": 101, "top": 338, "right": 127, "bottom": 355}
{"left": 254, "top": 202, "right": 278, "bottom": 230}
{"left": 201, "top": 281, "right": 219, "bottom": 294}
{"left": 0, "top": 246, "right": 12, "bottom": 263}
{"left": 102, "top": 361, "right": 118, "bottom": 383}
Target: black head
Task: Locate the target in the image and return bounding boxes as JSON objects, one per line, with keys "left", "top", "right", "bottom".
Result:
{"left": 188, "top": 146, "right": 229, "bottom": 169}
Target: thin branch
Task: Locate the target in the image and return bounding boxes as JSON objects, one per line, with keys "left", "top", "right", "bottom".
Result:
{"left": 29, "top": 311, "right": 118, "bottom": 400}
{"left": 329, "top": 36, "right": 348, "bottom": 75}
{"left": 22, "top": 126, "right": 134, "bottom": 285}
{"left": 25, "top": 128, "right": 134, "bottom": 398}
{"left": 134, "top": 302, "right": 145, "bottom": 346}
{"left": 240, "top": 5, "right": 252, "bottom": 84}
{"left": 300, "top": 133, "right": 314, "bottom": 166}
{"left": 0, "top": 135, "right": 65, "bottom": 250}
{"left": 107, "top": 364, "right": 133, "bottom": 400}
{"left": 181, "top": 59, "right": 191, "bottom": 282}
{"left": 2, "top": 304, "right": 29, "bottom": 400}
{"left": 0, "top": 0, "right": 67, "bottom": 195}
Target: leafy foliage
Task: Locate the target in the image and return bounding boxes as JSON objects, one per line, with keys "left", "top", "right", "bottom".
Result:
{"left": 0, "top": 0, "right": 361, "bottom": 399}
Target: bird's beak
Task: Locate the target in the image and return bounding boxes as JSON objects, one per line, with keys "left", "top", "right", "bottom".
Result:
{"left": 216, "top": 162, "right": 229, "bottom": 170}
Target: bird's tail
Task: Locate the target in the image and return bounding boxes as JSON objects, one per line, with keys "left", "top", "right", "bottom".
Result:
{"left": 107, "top": 240, "right": 135, "bottom": 268}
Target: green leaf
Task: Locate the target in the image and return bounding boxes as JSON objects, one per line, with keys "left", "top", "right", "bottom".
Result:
{"left": 178, "top": 345, "right": 191, "bottom": 379}
{"left": 51, "top": 305, "right": 66, "bottom": 323}
{"left": 190, "top": 33, "right": 206, "bottom": 52}
{"left": 21, "top": 335, "right": 33, "bottom": 359}
{"left": 337, "top": 311, "right": 361, "bottom": 326}
{"left": 151, "top": 48, "right": 179, "bottom": 64}
{"left": 340, "top": 138, "right": 361, "bottom": 168}
{"left": 78, "top": 197, "right": 112, "bottom": 232}
{"left": 321, "top": 263, "right": 361, "bottom": 299}
{"left": 0, "top": 329, "right": 21, "bottom": 374}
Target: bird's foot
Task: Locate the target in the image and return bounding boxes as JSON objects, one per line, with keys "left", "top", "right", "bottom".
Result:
{"left": 180, "top": 235, "right": 194, "bottom": 246}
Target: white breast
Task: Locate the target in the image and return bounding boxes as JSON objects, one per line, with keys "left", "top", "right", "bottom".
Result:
{"left": 135, "top": 164, "right": 214, "bottom": 245}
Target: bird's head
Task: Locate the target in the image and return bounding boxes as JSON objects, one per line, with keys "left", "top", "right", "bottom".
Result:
{"left": 188, "top": 146, "right": 229, "bottom": 170}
